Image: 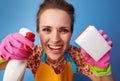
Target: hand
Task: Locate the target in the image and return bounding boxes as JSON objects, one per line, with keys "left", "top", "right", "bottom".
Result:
{"left": 81, "top": 30, "right": 113, "bottom": 68}
{"left": 0, "top": 33, "right": 34, "bottom": 60}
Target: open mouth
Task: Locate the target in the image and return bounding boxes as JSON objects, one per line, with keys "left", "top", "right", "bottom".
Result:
{"left": 47, "top": 44, "right": 64, "bottom": 54}
{"left": 48, "top": 45, "right": 63, "bottom": 50}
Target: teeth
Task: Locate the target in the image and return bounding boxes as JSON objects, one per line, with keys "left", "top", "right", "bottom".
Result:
{"left": 49, "top": 45, "right": 62, "bottom": 49}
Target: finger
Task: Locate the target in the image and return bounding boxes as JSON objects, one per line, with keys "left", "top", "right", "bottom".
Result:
{"left": 13, "top": 33, "right": 34, "bottom": 47}
{"left": 108, "top": 40, "right": 113, "bottom": 47}
{"left": 26, "top": 32, "right": 35, "bottom": 42}
{"left": 98, "top": 30, "right": 104, "bottom": 35}
{"left": 103, "top": 34, "right": 108, "bottom": 40}
{"left": 24, "top": 44, "right": 32, "bottom": 52}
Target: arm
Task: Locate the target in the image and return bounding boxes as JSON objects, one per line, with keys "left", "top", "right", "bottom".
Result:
{"left": 0, "top": 57, "right": 8, "bottom": 70}
{"left": 88, "top": 74, "right": 115, "bottom": 81}
{"left": 20, "top": 73, "right": 25, "bottom": 81}
{"left": 0, "top": 28, "right": 35, "bottom": 81}
{"left": 69, "top": 45, "right": 115, "bottom": 81}
{"left": 0, "top": 60, "right": 8, "bottom": 70}
{"left": 79, "top": 48, "right": 115, "bottom": 81}
{"left": 101, "top": 74, "right": 115, "bottom": 81}
{"left": 80, "top": 29, "right": 115, "bottom": 81}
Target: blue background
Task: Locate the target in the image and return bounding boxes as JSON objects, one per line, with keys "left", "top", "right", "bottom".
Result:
{"left": 0, "top": 0, "right": 120, "bottom": 81}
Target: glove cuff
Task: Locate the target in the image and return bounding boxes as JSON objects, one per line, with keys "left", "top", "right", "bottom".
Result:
{"left": 0, "top": 59, "right": 7, "bottom": 64}
{"left": 89, "top": 64, "right": 112, "bottom": 76}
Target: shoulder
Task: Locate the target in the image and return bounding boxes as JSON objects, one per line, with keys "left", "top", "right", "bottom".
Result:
{"left": 68, "top": 45, "right": 80, "bottom": 51}
{"left": 30, "top": 44, "right": 44, "bottom": 60}
{"left": 27, "top": 44, "right": 44, "bottom": 75}
{"left": 28, "top": 44, "right": 44, "bottom": 61}
{"left": 33, "top": 45, "right": 44, "bottom": 55}
{"left": 67, "top": 45, "right": 84, "bottom": 67}
{"left": 67, "top": 45, "right": 81, "bottom": 58}
{"left": 32, "top": 44, "right": 44, "bottom": 54}
{"left": 68, "top": 45, "right": 92, "bottom": 75}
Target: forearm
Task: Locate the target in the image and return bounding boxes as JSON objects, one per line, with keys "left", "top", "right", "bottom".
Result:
{"left": 0, "top": 60, "right": 8, "bottom": 70}
{"left": 101, "top": 74, "right": 115, "bottom": 81}
{"left": 88, "top": 74, "right": 115, "bottom": 81}
{"left": 19, "top": 70, "right": 25, "bottom": 81}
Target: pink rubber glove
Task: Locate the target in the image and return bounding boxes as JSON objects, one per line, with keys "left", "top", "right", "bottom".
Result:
{"left": 81, "top": 30, "right": 113, "bottom": 68}
{"left": 0, "top": 32, "right": 35, "bottom": 60}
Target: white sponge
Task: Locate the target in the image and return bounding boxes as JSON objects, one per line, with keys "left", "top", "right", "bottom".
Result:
{"left": 75, "top": 25, "right": 111, "bottom": 61}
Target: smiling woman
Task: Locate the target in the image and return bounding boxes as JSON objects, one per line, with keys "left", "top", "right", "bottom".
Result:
{"left": 0, "top": 0, "right": 116, "bottom": 81}
{"left": 38, "top": 9, "right": 72, "bottom": 60}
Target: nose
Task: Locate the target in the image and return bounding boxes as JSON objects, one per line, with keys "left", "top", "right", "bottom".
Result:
{"left": 51, "top": 30, "right": 61, "bottom": 43}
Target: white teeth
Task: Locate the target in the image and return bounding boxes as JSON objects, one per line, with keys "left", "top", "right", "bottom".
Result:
{"left": 49, "top": 45, "right": 62, "bottom": 49}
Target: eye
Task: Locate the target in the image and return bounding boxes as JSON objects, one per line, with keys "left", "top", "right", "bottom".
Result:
{"left": 60, "top": 28, "right": 69, "bottom": 33}
{"left": 42, "top": 28, "right": 51, "bottom": 33}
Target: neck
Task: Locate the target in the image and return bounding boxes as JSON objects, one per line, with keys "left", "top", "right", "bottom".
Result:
{"left": 46, "top": 55, "right": 64, "bottom": 64}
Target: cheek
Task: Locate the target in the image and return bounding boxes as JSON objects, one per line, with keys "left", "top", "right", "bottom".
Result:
{"left": 39, "top": 33, "right": 48, "bottom": 45}
{"left": 63, "top": 34, "right": 71, "bottom": 44}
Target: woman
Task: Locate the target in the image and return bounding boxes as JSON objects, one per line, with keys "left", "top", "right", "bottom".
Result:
{"left": 0, "top": 0, "right": 115, "bottom": 81}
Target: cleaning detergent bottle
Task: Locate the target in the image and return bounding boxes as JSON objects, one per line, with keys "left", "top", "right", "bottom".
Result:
{"left": 3, "top": 28, "right": 35, "bottom": 81}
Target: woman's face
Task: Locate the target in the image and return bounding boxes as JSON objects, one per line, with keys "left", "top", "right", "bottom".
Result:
{"left": 38, "top": 9, "right": 72, "bottom": 60}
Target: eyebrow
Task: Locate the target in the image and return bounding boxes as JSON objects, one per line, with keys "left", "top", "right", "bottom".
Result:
{"left": 59, "top": 26, "right": 71, "bottom": 30}
{"left": 41, "top": 25, "right": 70, "bottom": 29}
{"left": 41, "top": 26, "right": 52, "bottom": 28}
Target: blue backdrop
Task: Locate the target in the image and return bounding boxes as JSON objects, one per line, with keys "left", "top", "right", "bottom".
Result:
{"left": 0, "top": 0, "right": 120, "bottom": 81}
